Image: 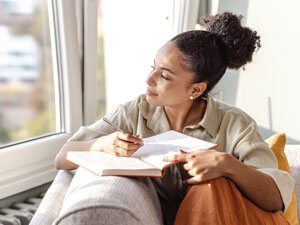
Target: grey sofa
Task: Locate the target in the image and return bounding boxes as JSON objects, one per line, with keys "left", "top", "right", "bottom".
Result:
{"left": 29, "top": 167, "right": 163, "bottom": 225}
{"left": 30, "top": 145, "right": 300, "bottom": 225}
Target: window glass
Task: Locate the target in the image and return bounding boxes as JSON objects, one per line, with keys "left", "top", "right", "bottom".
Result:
{"left": 96, "top": 0, "right": 173, "bottom": 114}
{"left": 0, "top": 0, "right": 58, "bottom": 147}
{"left": 96, "top": 0, "right": 106, "bottom": 118}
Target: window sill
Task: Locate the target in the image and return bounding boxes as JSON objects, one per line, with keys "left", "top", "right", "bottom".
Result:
{"left": 0, "top": 133, "right": 71, "bottom": 199}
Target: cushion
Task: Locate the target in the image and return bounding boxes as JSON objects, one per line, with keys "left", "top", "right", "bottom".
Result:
{"left": 266, "top": 133, "right": 299, "bottom": 225}
{"left": 284, "top": 145, "right": 300, "bottom": 223}
{"left": 53, "top": 167, "right": 163, "bottom": 225}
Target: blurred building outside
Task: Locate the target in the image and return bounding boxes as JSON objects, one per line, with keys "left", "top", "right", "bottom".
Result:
{"left": 0, "top": 0, "right": 56, "bottom": 147}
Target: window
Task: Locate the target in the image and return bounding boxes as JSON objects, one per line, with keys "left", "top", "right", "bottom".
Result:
{"left": 96, "top": 0, "right": 106, "bottom": 119}
{"left": 0, "top": 0, "right": 185, "bottom": 199}
{"left": 97, "top": 0, "right": 175, "bottom": 112}
{"left": 0, "top": 0, "right": 82, "bottom": 199}
{"left": 0, "top": 0, "right": 59, "bottom": 147}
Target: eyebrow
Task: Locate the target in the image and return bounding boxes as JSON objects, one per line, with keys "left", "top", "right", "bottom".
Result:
{"left": 154, "top": 60, "right": 176, "bottom": 75}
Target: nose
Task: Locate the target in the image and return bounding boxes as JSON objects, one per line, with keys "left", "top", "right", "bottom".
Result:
{"left": 146, "top": 71, "right": 156, "bottom": 87}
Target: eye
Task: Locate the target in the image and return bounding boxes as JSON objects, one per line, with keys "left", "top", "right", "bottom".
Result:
{"left": 150, "top": 65, "right": 170, "bottom": 80}
{"left": 160, "top": 74, "right": 170, "bottom": 80}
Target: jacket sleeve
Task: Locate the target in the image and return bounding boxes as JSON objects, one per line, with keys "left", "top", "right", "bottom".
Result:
{"left": 233, "top": 123, "right": 295, "bottom": 212}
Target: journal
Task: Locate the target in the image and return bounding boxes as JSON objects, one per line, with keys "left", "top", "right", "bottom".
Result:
{"left": 66, "top": 130, "right": 218, "bottom": 177}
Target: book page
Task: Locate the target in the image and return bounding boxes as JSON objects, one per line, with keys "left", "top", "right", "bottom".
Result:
{"left": 142, "top": 130, "right": 216, "bottom": 150}
{"left": 67, "top": 151, "right": 157, "bottom": 174}
{"left": 66, "top": 131, "right": 217, "bottom": 176}
{"left": 132, "top": 143, "right": 180, "bottom": 169}
{"left": 131, "top": 130, "right": 217, "bottom": 169}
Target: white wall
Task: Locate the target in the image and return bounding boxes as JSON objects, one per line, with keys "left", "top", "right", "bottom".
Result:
{"left": 100, "top": 0, "right": 300, "bottom": 144}
{"left": 101, "top": 0, "right": 174, "bottom": 111}
{"left": 211, "top": 0, "right": 300, "bottom": 144}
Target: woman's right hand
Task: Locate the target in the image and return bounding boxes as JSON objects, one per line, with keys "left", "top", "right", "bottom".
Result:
{"left": 89, "top": 131, "right": 144, "bottom": 157}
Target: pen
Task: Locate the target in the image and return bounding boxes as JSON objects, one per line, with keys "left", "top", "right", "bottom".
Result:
{"left": 102, "top": 117, "right": 143, "bottom": 145}
{"left": 103, "top": 117, "right": 124, "bottom": 132}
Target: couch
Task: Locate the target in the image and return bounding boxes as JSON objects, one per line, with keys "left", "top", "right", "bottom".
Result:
{"left": 29, "top": 167, "right": 163, "bottom": 225}
{"left": 29, "top": 144, "right": 300, "bottom": 225}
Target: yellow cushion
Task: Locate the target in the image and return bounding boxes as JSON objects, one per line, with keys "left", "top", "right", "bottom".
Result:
{"left": 266, "top": 133, "right": 299, "bottom": 225}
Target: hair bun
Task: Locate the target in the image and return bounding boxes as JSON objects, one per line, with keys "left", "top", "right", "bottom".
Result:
{"left": 202, "top": 12, "right": 261, "bottom": 69}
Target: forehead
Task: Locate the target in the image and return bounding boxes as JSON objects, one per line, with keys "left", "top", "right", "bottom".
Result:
{"left": 155, "top": 42, "right": 191, "bottom": 73}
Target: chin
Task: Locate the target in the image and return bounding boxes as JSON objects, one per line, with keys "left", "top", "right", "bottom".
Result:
{"left": 146, "top": 95, "right": 162, "bottom": 106}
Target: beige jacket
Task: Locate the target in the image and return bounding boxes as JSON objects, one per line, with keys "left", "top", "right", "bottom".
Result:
{"left": 68, "top": 94, "right": 294, "bottom": 219}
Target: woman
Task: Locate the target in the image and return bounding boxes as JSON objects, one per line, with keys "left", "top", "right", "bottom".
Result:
{"left": 55, "top": 12, "right": 294, "bottom": 225}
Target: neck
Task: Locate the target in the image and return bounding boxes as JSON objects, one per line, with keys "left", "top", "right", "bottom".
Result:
{"left": 164, "top": 99, "right": 206, "bottom": 132}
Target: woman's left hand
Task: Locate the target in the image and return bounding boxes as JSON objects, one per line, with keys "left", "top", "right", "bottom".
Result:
{"left": 163, "top": 149, "right": 231, "bottom": 184}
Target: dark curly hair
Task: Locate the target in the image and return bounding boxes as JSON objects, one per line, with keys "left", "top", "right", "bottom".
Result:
{"left": 170, "top": 12, "right": 261, "bottom": 100}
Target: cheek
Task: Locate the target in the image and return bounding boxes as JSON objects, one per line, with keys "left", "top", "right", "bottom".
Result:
{"left": 161, "top": 81, "right": 188, "bottom": 96}
{"left": 158, "top": 83, "right": 189, "bottom": 105}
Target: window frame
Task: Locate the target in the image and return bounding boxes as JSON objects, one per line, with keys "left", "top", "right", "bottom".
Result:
{"left": 83, "top": 0, "right": 98, "bottom": 126}
{"left": 0, "top": 0, "right": 191, "bottom": 199}
{"left": 173, "top": 0, "right": 201, "bottom": 33}
{"left": 0, "top": 0, "right": 83, "bottom": 199}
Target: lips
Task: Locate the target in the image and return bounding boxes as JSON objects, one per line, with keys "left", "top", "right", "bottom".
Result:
{"left": 146, "top": 88, "right": 158, "bottom": 96}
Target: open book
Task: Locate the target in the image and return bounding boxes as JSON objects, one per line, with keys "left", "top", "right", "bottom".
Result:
{"left": 66, "top": 130, "right": 218, "bottom": 177}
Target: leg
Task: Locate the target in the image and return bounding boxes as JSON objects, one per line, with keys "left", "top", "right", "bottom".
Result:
{"left": 174, "top": 177, "right": 290, "bottom": 225}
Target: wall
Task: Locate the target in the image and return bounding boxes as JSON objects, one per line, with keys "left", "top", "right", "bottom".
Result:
{"left": 101, "top": 0, "right": 174, "bottom": 111}
{"left": 210, "top": 0, "right": 300, "bottom": 144}
{"left": 100, "top": 0, "right": 300, "bottom": 144}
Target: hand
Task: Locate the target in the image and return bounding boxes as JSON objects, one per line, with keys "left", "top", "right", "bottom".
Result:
{"left": 163, "top": 149, "right": 230, "bottom": 184}
{"left": 89, "top": 131, "right": 143, "bottom": 157}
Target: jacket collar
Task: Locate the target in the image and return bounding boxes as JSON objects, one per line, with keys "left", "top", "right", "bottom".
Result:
{"left": 138, "top": 94, "right": 219, "bottom": 137}
{"left": 198, "top": 94, "right": 219, "bottom": 138}
{"left": 138, "top": 95, "right": 170, "bottom": 135}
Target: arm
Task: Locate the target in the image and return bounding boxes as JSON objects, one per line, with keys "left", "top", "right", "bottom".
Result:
{"left": 55, "top": 132, "right": 143, "bottom": 171}
{"left": 164, "top": 150, "right": 283, "bottom": 212}
{"left": 223, "top": 153, "right": 283, "bottom": 212}
{"left": 55, "top": 139, "right": 96, "bottom": 171}
{"left": 55, "top": 98, "right": 145, "bottom": 170}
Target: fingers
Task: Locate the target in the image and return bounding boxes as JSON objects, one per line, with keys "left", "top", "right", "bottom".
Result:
{"left": 114, "top": 137, "right": 141, "bottom": 151}
{"left": 163, "top": 149, "right": 196, "bottom": 162}
{"left": 103, "top": 132, "right": 144, "bottom": 157}
{"left": 183, "top": 172, "right": 213, "bottom": 184}
{"left": 106, "top": 145, "right": 136, "bottom": 157}
{"left": 178, "top": 150, "right": 221, "bottom": 185}
{"left": 184, "top": 176, "right": 204, "bottom": 184}
{"left": 183, "top": 161, "right": 196, "bottom": 170}
{"left": 116, "top": 132, "right": 143, "bottom": 145}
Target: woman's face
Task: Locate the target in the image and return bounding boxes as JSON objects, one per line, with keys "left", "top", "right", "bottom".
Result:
{"left": 146, "top": 42, "right": 196, "bottom": 107}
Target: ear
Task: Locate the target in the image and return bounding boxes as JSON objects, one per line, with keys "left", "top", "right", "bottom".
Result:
{"left": 191, "top": 82, "right": 207, "bottom": 98}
